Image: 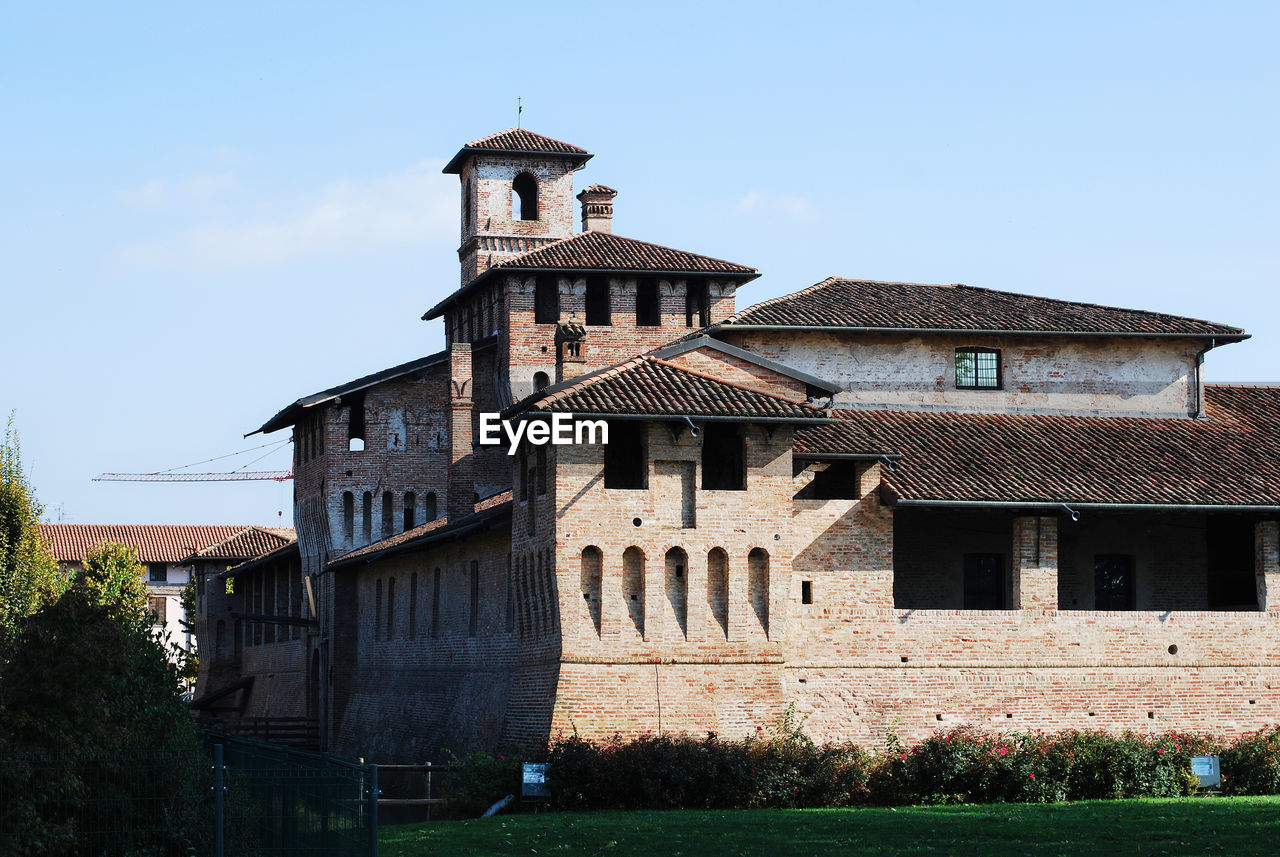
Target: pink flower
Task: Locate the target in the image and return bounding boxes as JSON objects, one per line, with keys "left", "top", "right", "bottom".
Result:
{"left": 1158, "top": 748, "right": 1164, "bottom": 754}
{"left": 1029, "top": 773, "right": 1035, "bottom": 780}
{"left": 998, "top": 747, "right": 1008, "bottom": 756}
{"left": 900, "top": 753, "right": 908, "bottom": 760}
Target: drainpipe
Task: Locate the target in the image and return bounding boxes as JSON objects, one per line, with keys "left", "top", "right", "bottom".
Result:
{"left": 1192, "top": 337, "right": 1216, "bottom": 418}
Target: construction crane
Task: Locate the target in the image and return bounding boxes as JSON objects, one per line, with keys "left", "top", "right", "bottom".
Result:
{"left": 94, "top": 439, "right": 293, "bottom": 483}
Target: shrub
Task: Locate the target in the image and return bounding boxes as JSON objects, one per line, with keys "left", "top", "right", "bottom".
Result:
{"left": 1221, "top": 727, "right": 1280, "bottom": 795}
{"left": 440, "top": 749, "right": 524, "bottom": 818}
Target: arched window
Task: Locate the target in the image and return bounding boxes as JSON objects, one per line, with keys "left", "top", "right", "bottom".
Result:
{"left": 342, "top": 492, "right": 354, "bottom": 541}
{"left": 424, "top": 492, "right": 438, "bottom": 521}
{"left": 362, "top": 491, "right": 372, "bottom": 543}
{"left": 382, "top": 491, "right": 394, "bottom": 537}
{"left": 533, "top": 371, "right": 549, "bottom": 392}
{"left": 749, "top": 548, "right": 770, "bottom": 636}
{"left": 623, "top": 546, "right": 645, "bottom": 637}
{"left": 665, "top": 547, "right": 688, "bottom": 639}
{"left": 404, "top": 491, "right": 416, "bottom": 531}
{"left": 512, "top": 173, "right": 539, "bottom": 221}
{"left": 708, "top": 548, "right": 728, "bottom": 638}
{"left": 581, "top": 546, "right": 603, "bottom": 636}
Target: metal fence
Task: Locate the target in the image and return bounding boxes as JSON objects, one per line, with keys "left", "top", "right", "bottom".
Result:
{"left": 0, "top": 734, "right": 378, "bottom": 857}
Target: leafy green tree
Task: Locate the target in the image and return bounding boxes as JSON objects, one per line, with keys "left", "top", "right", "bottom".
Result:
{"left": 77, "top": 541, "right": 149, "bottom": 622}
{"left": 178, "top": 576, "right": 199, "bottom": 684}
{"left": 0, "top": 415, "right": 64, "bottom": 661}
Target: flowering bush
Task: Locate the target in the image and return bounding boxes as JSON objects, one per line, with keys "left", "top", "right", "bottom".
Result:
{"left": 442, "top": 722, "right": 1280, "bottom": 814}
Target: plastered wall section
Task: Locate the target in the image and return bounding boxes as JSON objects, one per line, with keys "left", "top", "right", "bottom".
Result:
{"left": 725, "top": 331, "right": 1203, "bottom": 417}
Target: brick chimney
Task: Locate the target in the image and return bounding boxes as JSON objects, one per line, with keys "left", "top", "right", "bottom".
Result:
{"left": 577, "top": 185, "right": 617, "bottom": 234}
{"left": 555, "top": 318, "right": 588, "bottom": 383}
{"left": 448, "top": 342, "right": 475, "bottom": 521}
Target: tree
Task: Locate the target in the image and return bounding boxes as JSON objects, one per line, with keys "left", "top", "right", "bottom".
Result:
{"left": 178, "top": 576, "right": 199, "bottom": 684}
{"left": 0, "top": 415, "right": 63, "bottom": 661}
{"left": 77, "top": 541, "right": 149, "bottom": 622}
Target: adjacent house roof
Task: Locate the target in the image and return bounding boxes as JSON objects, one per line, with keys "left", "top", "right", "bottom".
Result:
{"left": 442, "top": 128, "right": 592, "bottom": 174}
{"left": 180, "top": 527, "right": 296, "bottom": 565}
{"left": 329, "top": 491, "right": 513, "bottom": 569}
{"left": 719, "top": 277, "right": 1247, "bottom": 340}
{"left": 796, "top": 385, "right": 1280, "bottom": 508}
{"left": 252, "top": 350, "right": 447, "bottom": 435}
{"left": 219, "top": 538, "right": 300, "bottom": 579}
{"left": 505, "top": 355, "right": 830, "bottom": 422}
{"left": 423, "top": 231, "right": 758, "bottom": 320}
{"left": 39, "top": 524, "right": 294, "bottom": 564}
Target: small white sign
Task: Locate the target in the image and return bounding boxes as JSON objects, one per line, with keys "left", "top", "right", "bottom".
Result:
{"left": 1191, "top": 755, "right": 1221, "bottom": 788}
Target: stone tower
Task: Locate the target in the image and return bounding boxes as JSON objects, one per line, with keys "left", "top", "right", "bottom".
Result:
{"left": 443, "top": 128, "right": 593, "bottom": 284}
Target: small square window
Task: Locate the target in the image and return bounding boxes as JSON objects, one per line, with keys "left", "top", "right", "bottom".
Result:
{"left": 955, "top": 347, "right": 1001, "bottom": 389}
{"left": 149, "top": 563, "right": 168, "bottom": 583}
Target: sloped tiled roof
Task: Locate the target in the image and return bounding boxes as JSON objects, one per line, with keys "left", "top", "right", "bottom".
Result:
{"left": 511, "top": 356, "right": 828, "bottom": 421}
{"left": 39, "top": 524, "right": 292, "bottom": 564}
{"left": 797, "top": 385, "right": 1280, "bottom": 507}
{"left": 492, "top": 230, "right": 757, "bottom": 276}
{"left": 183, "top": 526, "right": 296, "bottom": 563}
{"left": 423, "top": 231, "right": 757, "bottom": 320}
{"left": 723, "top": 277, "right": 1246, "bottom": 339}
{"left": 443, "top": 128, "right": 591, "bottom": 174}
{"left": 253, "top": 350, "right": 447, "bottom": 435}
{"left": 220, "top": 538, "right": 301, "bottom": 579}
{"left": 330, "top": 491, "right": 513, "bottom": 568}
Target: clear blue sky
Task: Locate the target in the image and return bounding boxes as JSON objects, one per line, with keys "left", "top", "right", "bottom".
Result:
{"left": 2, "top": 2, "right": 1277, "bottom": 526}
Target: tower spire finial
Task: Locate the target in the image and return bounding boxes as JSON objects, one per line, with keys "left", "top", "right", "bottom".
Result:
{"left": 517, "top": 96, "right": 522, "bottom": 128}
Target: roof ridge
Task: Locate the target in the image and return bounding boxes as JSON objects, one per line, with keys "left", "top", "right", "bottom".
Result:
{"left": 537, "top": 355, "right": 650, "bottom": 405}
{"left": 954, "top": 282, "right": 1246, "bottom": 332}
{"left": 494, "top": 230, "right": 756, "bottom": 274}
{"left": 646, "top": 356, "right": 822, "bottom": 410}
{"left": 723, "top": 275, "right": 843, "bottom": 324}
{"left": 466, "top": 127, "right": 587, "bottom": 153}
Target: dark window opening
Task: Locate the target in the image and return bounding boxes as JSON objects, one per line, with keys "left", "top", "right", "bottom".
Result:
{"left": 424, "top": 492, "right": 437, "bottom": 521}
{"left": 430, "top": 568, "right": 441, "bottom": 638}
{"left": 148, "top": 563, "right": 168, "bottom": 583}
{"left": 347, "top": 391, "right": 366, "bottom": 451}
{"left": 404, "top": 491, "right": 416, "bottom": 531}
{"left": 362, "top": 491, "right": 372, "bottom": 543}
{"left": 512, "top": 172, "right": 539, "bottom": 221}
{"left": 386, "top": 577, "right": 396, "bottom": 639}
{"left": 1095, "top": 554, "right": 1135, "bottom": 610}
{"left": 702, "top": 423, "right": 745, "bottom": 491}
{"left": 585, "top": 276, "right": 612, "bottom": 326}
{"left": 963, "top": 553, "right": 1004, "bottom": 609}
{"left": 535, "top": 276, "right": 559, "bottom": 324}
{"left": 604, "top": 421, "right": 646, "bottom": 489}
{"left": 536, "top": 446, "right": 548, "bottom": 495}
{"left": 794, "top": 461, "right": 860, "bottom": 500}
{"left": 342, "top": 491, "right": 354, "bottom": 541}
{"left": 533, "top": 371, "right": 549, "bottom": 392}
{"left": 685, "top": 279, "right": 710, "bottom": 328}
{"left": 636, "top": 279, "right": 661, "bottom": 326}
{"left": 955, "top": 347, "right": 1002, "bottom": 389}
{"left": 463, "top": 178, "right": 472, "bottom": 228}
{"left": 382, "top": 491, "right": 393, "bottom": 537}
{"left": 469, "top": 560, "right": 480, "bottom": 636}
{"left": 801, "top": 580, "right": 813, "bottom": 605}
{"left": 1208, "top": 516, "right": 1258, "bottom": 609}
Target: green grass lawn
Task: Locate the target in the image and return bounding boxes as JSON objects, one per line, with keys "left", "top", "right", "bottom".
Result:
{"left": 380, "top": 796, "right": 1280, "bottom": 857}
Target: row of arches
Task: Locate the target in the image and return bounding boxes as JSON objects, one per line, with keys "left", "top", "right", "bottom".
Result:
{"left": 581, "top": 546, "right": 770, "bottom": 639}
{"left": 341, "top": 490, "right": 436, "bottom": 544}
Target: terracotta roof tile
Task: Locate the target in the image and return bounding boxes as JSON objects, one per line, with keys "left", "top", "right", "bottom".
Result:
{"left": 331, "top": 491, "right": 513, "bottom": 567}
{"left": 184, "top": 527, "right": 296, "bottom": 562}
{"left": 725, "top": 277, "right": 1245, "bottom": 338}
{"left": 491, "top": 230, "right": 757, "bottom": 276}
{"left": 39, "top": 524, "right": 294, "bottom": 564}
{"left": 517, "top": 356, "right": 827, "bottom": 421}
{"left": 443, "top": 128, "right": 591, "bottom": 173}
{"left": 796, "top": 385, "right": 1280, "bottom": 506}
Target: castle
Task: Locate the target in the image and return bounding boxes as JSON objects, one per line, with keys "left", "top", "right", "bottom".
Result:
{"left": 192, "top": 128, "right": 1280, "bottom": 760}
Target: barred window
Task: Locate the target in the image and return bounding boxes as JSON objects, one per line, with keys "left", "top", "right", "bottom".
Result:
{"left": 955, "top": 347, "right": 1001, "bottom": 389}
